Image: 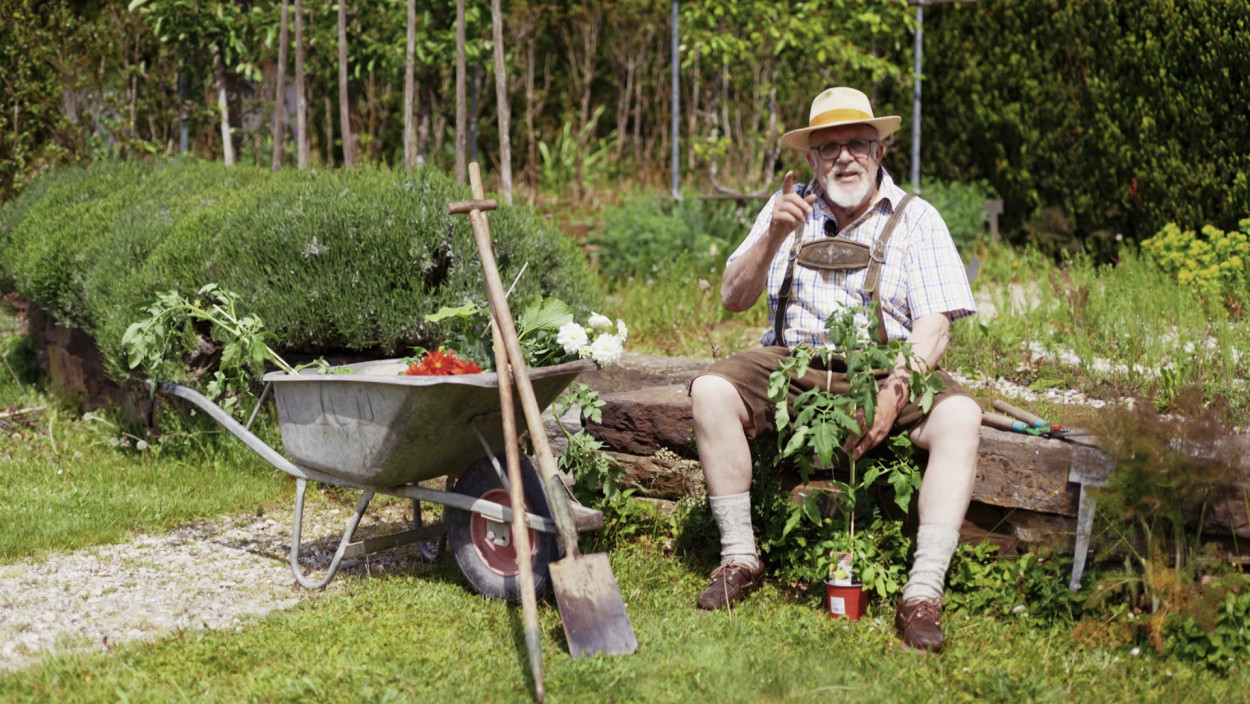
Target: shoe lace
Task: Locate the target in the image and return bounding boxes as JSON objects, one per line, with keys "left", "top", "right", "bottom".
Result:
{"left": 903, "top": 598, "right": 942, "bottom": 625}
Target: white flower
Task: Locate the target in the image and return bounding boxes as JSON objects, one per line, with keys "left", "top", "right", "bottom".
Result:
{"left": 135, "top": 440, "right": 149, "bottom": 452}
{"left": 588, "top": 333, "right": 624, "bottom": 366}
{"left": 616, "top": 318, "right": 629, "bottom": 341}
{"left": 556, "top": 322, "right": 589, "bottom": 355}
{"left": 588, "top": 312, "right": 613, "bottom": 332}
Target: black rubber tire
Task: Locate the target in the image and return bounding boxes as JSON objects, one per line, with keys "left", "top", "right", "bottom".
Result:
{"left": 447, "top": 456, "right": 558, "bottom": 602}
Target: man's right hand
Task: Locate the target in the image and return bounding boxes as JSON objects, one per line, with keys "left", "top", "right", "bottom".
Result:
{"left": 768, "top": 171, "right": 818, "bottom": 242}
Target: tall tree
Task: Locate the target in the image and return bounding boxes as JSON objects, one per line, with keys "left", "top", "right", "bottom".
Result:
{"left": 454, "top": 0, "right": 467, "bottom": 182}
{"left": 491, "top": 0, "right": 512, "bottom": 203}
{"left": 403, "top": 0, "right": 417, "bottom": 169}
{"left": 271, "top": 0, "right": 290, "bottom": 171}
{"left": 337, "top": 0, "right": 356, "bottom": 166}
{"left": 557, "top": 2, "right": 604, "bottom": 201}
{"left": 295, "top": 0, "right": 309, "bottom": 168}
{"left": 210, "top": 41, "right": 236, "bottom": 165}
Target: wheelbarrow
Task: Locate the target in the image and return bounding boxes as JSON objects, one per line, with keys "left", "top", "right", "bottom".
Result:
{"left": 150, "top": 356, "right": 602, "bottom": 600}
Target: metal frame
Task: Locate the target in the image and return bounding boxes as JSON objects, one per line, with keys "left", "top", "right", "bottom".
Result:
{"left": 152, "top": 379, "right": 600, "bottom": 590}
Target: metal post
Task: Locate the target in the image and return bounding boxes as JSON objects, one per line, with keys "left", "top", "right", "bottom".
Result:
{"left": 671, "top": 0, "right": 680, "bottom": 200}
{"left": 911, "top": 2, "right": 923, "bottom": 194}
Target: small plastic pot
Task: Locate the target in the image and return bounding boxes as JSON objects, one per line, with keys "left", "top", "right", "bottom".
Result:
{"left": 825, "top": 580, "right": 866, "bottom": 620}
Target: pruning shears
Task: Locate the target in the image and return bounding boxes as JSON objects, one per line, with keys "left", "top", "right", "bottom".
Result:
{"left": 981, "top": 400, "right": 1094, "bottom": 439}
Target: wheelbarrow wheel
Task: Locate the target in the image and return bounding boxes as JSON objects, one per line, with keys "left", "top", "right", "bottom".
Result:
{"left": 447, "top": 456, "right": 558, "bottom": 603}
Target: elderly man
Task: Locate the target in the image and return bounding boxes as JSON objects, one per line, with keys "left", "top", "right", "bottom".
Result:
{"left": 689, "top": 86, "right": 980, "bottom": 652}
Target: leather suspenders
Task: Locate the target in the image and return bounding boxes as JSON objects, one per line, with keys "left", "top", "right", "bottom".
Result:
{"left": 773, "top": 193, "right": 915, "bottom": 347}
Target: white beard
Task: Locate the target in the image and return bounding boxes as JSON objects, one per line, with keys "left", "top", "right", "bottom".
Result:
{"left": 825, "top": 167, "right": 875, "bottom": 210}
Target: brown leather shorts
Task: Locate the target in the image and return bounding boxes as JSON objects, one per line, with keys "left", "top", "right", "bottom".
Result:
{"left": 691, "top": 346, "right": 971, "bottom": 438}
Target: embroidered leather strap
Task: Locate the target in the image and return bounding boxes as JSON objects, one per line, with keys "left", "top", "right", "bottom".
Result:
{"left": 773, "top": 193, "right": 915, "bottom": 347}
{"left": 863, "top": 193, "right": 914, "bottom": 344}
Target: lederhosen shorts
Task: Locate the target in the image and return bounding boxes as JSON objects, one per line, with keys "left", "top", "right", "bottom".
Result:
{"left": 693, "top": 346, "right": 971, "bottom": 439}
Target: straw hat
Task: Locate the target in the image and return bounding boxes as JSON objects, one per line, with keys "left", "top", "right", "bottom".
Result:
{"left": 780, "top": 87, "right": 901, "bottom": 151}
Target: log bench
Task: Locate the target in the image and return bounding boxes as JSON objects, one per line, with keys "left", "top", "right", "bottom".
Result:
{"left": 577, "top": 355, "right": 1250, "bottom": 591}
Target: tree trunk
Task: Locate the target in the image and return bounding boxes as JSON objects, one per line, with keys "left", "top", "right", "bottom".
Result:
{"left": 337, "top": 0, "right": 356, "bottom": 166}
{"left": 490, "top": 0, "right": 512, "bottom": 204}
{"left": 558, "top": 4, "right": 603, "bottom": 202}
{"left": 212, "top": 43, "right": 235, "bottom": 166}
{"left": 295, "top": 0, "right": 310, "bottom": 168}
{"left": 687, "top": 51, "right": 698, "bottom": 173}
{"left": 454, "top": 0, "right": 467, "bottom": 182}
{"left": 324, "top": 94, "right": 334, "bottom": 166}
{"left": 271, "top": 0, "right": 290, "bottom": 171}
{"left": 403, "top": 0, "right": 416, "bottom": 170}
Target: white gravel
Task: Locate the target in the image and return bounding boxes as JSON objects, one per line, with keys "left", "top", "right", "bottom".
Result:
{"left": 0, "top": 499, "right": 428, "bottom": 673}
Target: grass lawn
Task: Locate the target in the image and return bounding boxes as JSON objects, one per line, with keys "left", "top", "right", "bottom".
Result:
{"left": 1, "top": 539, "right": 1245, "bottom": 703}
{"left": 3, "top": 244, "right": 1250, "bottom": 701}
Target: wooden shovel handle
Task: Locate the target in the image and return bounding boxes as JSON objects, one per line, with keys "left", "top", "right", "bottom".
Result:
{"left": 459, "top": 163, "right": 581, "bottom": 556}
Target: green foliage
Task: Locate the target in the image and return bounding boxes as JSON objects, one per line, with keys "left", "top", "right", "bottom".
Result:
{"left": 122, "top": 284, "right": 304, "bottom": 416}
{"left": 1167, "top": 585, "right": 1250, "bottom": 672}
{"left": 915, "top": 0, "right": 1250, "bottom": 249}
{"left": 590, "top": 195, "right": 745, "bottom": 279}
{"left": 1140, "top": 218, "right": 1250, "bottom": 308}
{"left": 551, "top": 382, "right": 647, "bottom": 547}
{"left": 0, "top": 160, "right": 602, "bottom": 382}
{"left": 750, "top": 434, "right": 922, "bottom": 595}
{"left": 909, "top": 178, "right": 996, "bottom": 256}
{"left": 762, "top": 305, "right": 941, "bottom": 584}
{"left": 946, "top": 542, "right": 1083, "bottom": 624}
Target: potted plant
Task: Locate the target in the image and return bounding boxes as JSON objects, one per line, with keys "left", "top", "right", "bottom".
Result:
{"left": 767, "top": 304, "right": 941, "bottom": 620}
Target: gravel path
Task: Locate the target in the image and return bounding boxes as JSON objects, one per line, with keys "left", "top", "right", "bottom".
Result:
{"left": 0, "top": 499, "right": 427, "bottom": 673}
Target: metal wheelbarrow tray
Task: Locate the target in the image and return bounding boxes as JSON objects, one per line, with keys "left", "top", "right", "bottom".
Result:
{"left": 153, "top": 357, "right": 602, "bottom": 597}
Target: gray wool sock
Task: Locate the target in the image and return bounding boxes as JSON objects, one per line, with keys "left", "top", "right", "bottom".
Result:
{"left": 901, "top": 524, "right": 961, "bottom": 603}
{"left": 709, "top": 492, "right": 759, "bottom": 572}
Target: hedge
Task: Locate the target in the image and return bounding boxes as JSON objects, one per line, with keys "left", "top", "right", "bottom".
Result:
{"left": 896, "top": 0, "right": 1250, "bottom": 246}
{"left": 0, "top": 160, "right": 602, "bottom": 381}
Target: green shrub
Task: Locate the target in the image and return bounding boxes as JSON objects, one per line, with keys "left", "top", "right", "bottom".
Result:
{"left": 589, "top": 195, "right": 744, "bottom": 279}
{"left": 906, "top": 0, "right": 1250, "bottom": 248}
{"left": 0, "top": 161, "right": 602, "bottom": 382}
{"left": 1140, "top": 218, "right": 1250, "bottom": 308}
{"left": 910, "top": 178, "right": 994, "bottom": 256}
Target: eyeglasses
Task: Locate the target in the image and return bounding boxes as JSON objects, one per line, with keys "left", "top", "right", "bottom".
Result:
{"left": 810, "top": 139, "right": 878, "bottom": 161}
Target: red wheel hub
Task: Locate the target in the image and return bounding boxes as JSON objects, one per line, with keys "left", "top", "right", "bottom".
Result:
{"left": 469, "top": 488, "right": 539, "bottom": 576}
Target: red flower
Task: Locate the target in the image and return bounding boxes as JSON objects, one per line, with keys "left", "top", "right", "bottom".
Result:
{"left": 404, "top": 349, "right": 482, "bottom": 376}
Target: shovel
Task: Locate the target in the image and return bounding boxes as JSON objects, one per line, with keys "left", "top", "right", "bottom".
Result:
{"left": 450, "top": 163, "right": 638, "bottom": 659}
{"left": 488, "top": 317, "right": 545, "bottom": 700}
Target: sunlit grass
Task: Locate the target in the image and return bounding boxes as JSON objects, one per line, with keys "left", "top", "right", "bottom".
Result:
{"left": 600, "top": 259, "right": 767, "bottom": 360}
{"left": 1, "top": 540, "right": 1244, "bottom": 703}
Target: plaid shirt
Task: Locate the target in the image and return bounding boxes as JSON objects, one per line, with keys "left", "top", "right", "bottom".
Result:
{"left": 729, "top": 169, "right": 976, "bottom": 347}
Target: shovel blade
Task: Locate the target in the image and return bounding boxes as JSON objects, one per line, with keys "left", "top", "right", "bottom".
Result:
{"left": 550, "top": 553, "right": 638, "bottom": 657}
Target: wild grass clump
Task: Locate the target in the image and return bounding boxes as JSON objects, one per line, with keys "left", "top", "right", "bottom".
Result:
{"left": 949, "top": 242, "right": 1250, "bottom": 423}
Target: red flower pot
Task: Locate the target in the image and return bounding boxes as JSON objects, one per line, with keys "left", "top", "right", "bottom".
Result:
{"left": 825, "top": 580, "right": 866, "bottom": 620}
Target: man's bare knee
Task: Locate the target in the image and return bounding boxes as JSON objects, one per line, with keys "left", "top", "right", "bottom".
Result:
{"left": 691, "top": 375, "right": 750, "bottom": 427}
{"left": 913, "top": 395, "right": 982, "bottom": 450}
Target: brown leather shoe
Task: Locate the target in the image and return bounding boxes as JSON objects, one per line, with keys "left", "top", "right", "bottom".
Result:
{"left": 696, "top": 561, "right": 764, "bottom": 611}
{"left": 895, "top": 596, "right": 945, "bottom": 652}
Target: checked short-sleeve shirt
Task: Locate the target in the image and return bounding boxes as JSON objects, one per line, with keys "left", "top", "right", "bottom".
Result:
{"left": 728, "top": 169, "right": 976, "bottom": 347}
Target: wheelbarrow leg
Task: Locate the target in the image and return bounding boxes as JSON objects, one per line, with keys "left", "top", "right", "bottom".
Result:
{"left": 290, "top": 478, "right": 374, "bottom": 589}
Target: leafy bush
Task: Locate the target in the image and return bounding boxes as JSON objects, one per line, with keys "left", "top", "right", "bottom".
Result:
{"left": 0, "top": 160, "right": 602, "bottom": 382}
{"left": 909, "top": 178, "right": 994, "bottom": 256}
{"left": 909, "top": 0, "right": 1250, "bottom": 248}
{"left": 1140, "top": 218, "right": 1250, "bottom": 308}
{"left": 589, "top": 195, "right": 744, "bottom": 279}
